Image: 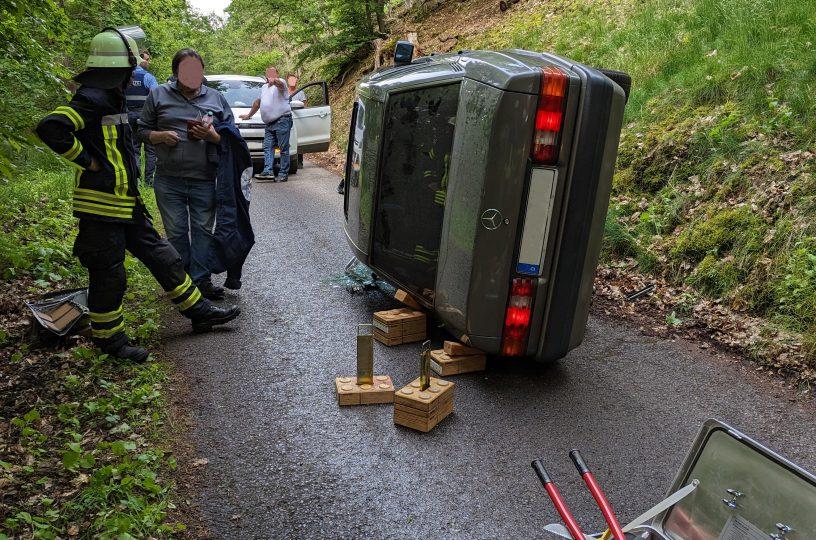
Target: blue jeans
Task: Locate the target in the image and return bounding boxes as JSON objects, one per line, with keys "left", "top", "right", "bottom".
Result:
{"left": 153, "top": 175, "right": 215, "bottom": 284}
{"left": 262, "top": 114, "right": 292, "bottom": 178}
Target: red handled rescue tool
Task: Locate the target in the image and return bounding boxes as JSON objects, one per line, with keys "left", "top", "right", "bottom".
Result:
{"left": 532, "top": 459, "right": 587, "bottom": 540}
{"left": 568, "top": 449, "right": 626, "bottom": 540}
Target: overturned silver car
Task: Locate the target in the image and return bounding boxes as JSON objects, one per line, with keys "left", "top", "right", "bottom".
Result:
{"left": 342, "top": 48, "right": 630, "bottom": 362}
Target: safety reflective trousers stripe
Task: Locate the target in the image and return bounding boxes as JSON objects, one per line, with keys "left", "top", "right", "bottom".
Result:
{"left": 167, "top": 275, "right": 202, "bottom": 311}
{"left": 167, "top": 275, "right": 192, "bottom": 300}
{"left": 91, "top": 321, "right": 125, "bottom": 339}
{"left": 61, "top": 138, "right": 83, "bottom": 161}
{"left": 90, "top": 304, "right": 123, "bottom": 323}
{"left": 90, "top": 304, "right": 125, "bottom": 339}
{"left": 177, "top": 288, "right": 202, "bottom": 311}
{"left": 54, "top": 106, "right": 84, "bottom": 130}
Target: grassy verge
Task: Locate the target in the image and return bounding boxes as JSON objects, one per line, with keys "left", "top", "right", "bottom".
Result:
{"left": 0, "top": 153, "right": 182, "bottom": 538}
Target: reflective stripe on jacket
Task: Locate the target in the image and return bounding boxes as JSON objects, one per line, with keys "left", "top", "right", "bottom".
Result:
{"left": 36, "top": 86, "right": 140, "bottom": 222}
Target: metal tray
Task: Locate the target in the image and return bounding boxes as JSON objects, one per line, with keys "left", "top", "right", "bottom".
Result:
{"left": 644, "top": 419, "right": 816, "bottom": 539}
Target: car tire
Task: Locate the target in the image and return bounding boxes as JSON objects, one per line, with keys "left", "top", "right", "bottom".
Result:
{"left": 252, "top": 160, "right": 264, "bottom": 175}
{"left": 289, "top": 158, "right": 298, "bottom": 175}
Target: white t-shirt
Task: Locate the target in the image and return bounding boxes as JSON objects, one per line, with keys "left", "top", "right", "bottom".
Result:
{"left": 259, "top": 79, "right": 291, "bottom": 124}
{"left": 291, "top": 90, "right": 306, "bottom": 103}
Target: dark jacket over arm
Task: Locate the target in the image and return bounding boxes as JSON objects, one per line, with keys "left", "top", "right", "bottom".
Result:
{"left": 209, "top": 122, "right": 254, "bottom": 275}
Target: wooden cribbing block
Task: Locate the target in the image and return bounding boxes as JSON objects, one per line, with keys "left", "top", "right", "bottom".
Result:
{"left": 335, "top": 375, "right": 395, "bottom": 406}
{"left": 373, "top": 308, "right": 426, "bottom": 346}
{"left": 429, "top": 349, "right": 486, "bottom": 376}
{"left": 443, "top": 340, "right": 484, "bottom": 357}
{"left": 394, "top": 289, "right": 422, "bottom": 309}
{"left": 393, "top": 377, "right": 454, "bottom": 432}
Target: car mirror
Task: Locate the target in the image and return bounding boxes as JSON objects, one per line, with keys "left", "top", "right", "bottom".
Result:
{"left": 394, "top": 41, "right": 414, "bottom": 65}
{"left": 290, "top": 100, "right": 305, "bottom": 110}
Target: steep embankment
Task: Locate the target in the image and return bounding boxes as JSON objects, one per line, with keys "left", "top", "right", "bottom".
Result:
{"left": 315, "top": 0, "right": 816, "bottom": 383}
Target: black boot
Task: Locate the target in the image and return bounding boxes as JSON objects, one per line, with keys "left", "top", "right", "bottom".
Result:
{"left": 197, "top": 280, "right": 225, "bottom": 300}
{"left": 97, "top": 336, "right": 150, "bottom": 363}
{"left": 185, "top": 299, "right": 241, "bottom": 333}
{"left": 223, "top": 275, "right": 242, "bottom": 290}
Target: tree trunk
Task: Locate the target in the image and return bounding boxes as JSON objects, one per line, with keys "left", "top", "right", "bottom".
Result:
{"left": 364, "top": 0, "right": 374, "bottom": 33}
{"left": 375, "top": 0, "right": 388, "bottom": 35}
{"left": 373, "top": 38, "right": 383, "bottom": 69}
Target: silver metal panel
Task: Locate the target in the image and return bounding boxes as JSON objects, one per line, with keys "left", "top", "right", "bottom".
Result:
{"left": 434, "top": 79, "right": 537, "bottom": 351}
{"left": 517, "top": 168, "right": 557, "bottom": 276}
{"left": 660, "top": 420, "right": 816, "bottom": 539}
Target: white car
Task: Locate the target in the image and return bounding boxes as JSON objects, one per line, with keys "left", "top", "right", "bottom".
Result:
{"left": 205, "top": 74, "right": 332, "bottom": 175}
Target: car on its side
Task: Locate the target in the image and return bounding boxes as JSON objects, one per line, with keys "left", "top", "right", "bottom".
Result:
{"left": 205, "top": 74, "right": 332, "bottom": 175}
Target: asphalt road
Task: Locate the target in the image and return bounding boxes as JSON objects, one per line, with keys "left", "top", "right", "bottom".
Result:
{"left": 163, "top": 162, "right": 816, "bottom": 539}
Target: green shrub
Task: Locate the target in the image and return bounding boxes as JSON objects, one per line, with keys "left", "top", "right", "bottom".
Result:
{"left": 671, "top": 207, "right": 764, "bottom": 261}
{"left": 772, "top": 243, "right": 816, "bottom": 332}
{"left": 687, "top": 253, "right": 744, "bottom": 296}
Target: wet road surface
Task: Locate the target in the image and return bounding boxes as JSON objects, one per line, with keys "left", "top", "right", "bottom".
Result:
{"left": 163, "top": 162, "right": 816, "bottom": 539}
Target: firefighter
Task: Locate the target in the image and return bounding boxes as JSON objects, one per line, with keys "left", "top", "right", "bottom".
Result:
{"left": 35, "top": 28, "right": 241, "bottom": 362}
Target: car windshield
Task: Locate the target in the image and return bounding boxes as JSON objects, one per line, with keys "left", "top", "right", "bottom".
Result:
{"left": 205, "top": 79, "right": 263, "bottom": 108}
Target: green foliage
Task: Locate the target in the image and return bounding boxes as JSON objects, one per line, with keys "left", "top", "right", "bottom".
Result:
{"left": 772, "top": 242, "right": 816, "bottom": 333}
{"left": 671, "top": 207, "right": 763, "bottom": 261}
{"left": 2, "top": 348, "right": 182, "bottom": 538}
{"left": 220, "top": 0, "right": 390, "bottom": 79}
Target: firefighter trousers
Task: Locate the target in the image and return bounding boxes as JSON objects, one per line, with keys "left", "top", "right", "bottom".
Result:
{"left": 73, "top": 206, "right": 203, "bottom": 347}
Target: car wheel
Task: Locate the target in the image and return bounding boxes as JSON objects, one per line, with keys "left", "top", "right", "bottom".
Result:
{"left": 252, "top": 160, "right": 264, "bottom": 175}
{"left": 289, "top": 158, "right": 298, "bottom": 175}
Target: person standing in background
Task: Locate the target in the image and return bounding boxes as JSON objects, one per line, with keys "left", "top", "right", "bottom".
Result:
{"left": 138, "top": 48, "right": 234, "bottom": 300}
{"left": 286, "top": 73, "right": 305, "bottom": 169}
{"left": 287, "top": 73, "right": 306, "bottom": 105}
{"left": 125, "top": 50, "right": 158, "bottom": 186}
{"left": 240, "top": 66, "right": 291, "bottom": 182}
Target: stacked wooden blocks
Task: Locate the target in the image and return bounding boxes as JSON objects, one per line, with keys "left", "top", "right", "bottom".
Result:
{"left": 394, "top": 377, "right": 455, "bottom": 432}
{"left": 373, "top": 308, "right": 426, "bottom": 346}
{"left": 335, "top": 375, "right": 395, "bottom": 406}
{"left": 429, "top": 341, "right": 487, "bottom": 376}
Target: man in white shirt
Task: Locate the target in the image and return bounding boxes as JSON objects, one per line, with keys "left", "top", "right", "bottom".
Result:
{"left": 240, "top": 66, "right": 292, "bottom": 182}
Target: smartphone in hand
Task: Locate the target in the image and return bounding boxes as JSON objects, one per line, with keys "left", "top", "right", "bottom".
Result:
{"left": 186, "top": 119, "right": 203, "bottom": 140}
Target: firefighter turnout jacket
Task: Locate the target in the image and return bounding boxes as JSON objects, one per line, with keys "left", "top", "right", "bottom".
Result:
{"left": 36, "top": 85, "right": 140, "bottom": 222}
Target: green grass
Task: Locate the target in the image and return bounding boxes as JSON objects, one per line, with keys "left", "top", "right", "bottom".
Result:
{"left": 461, "top": 0, "right": 816, "bottom": 363}
{"left": 0, "top": 153, "right": 182, "bottom": 538}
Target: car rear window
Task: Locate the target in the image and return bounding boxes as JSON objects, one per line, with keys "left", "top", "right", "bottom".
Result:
{"left": 370, "top": 83, "right": 460, "bottom": 301}
{"left": 205, "top": 79, "right": 263, "bottom": 108}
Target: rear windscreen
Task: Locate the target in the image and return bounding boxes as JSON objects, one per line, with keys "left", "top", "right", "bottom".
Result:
{"left": 371, "top": 83, "right": 460, "bottom": 302}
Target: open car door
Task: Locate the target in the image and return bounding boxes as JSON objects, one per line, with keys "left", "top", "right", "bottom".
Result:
{"left": 291, "top": 81, "right": 331, "bottom": 153}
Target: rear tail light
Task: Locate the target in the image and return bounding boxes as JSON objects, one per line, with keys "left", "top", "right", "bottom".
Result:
{"left": 502, "top": 277, "right": 536, "bottom": 356}
{"left": 531, "top": 66, "right": 568, "bottom": 164}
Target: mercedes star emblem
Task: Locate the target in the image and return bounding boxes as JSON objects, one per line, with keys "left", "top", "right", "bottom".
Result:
{"left": 480, "top": 209, "right": 503, "bottom": 230}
